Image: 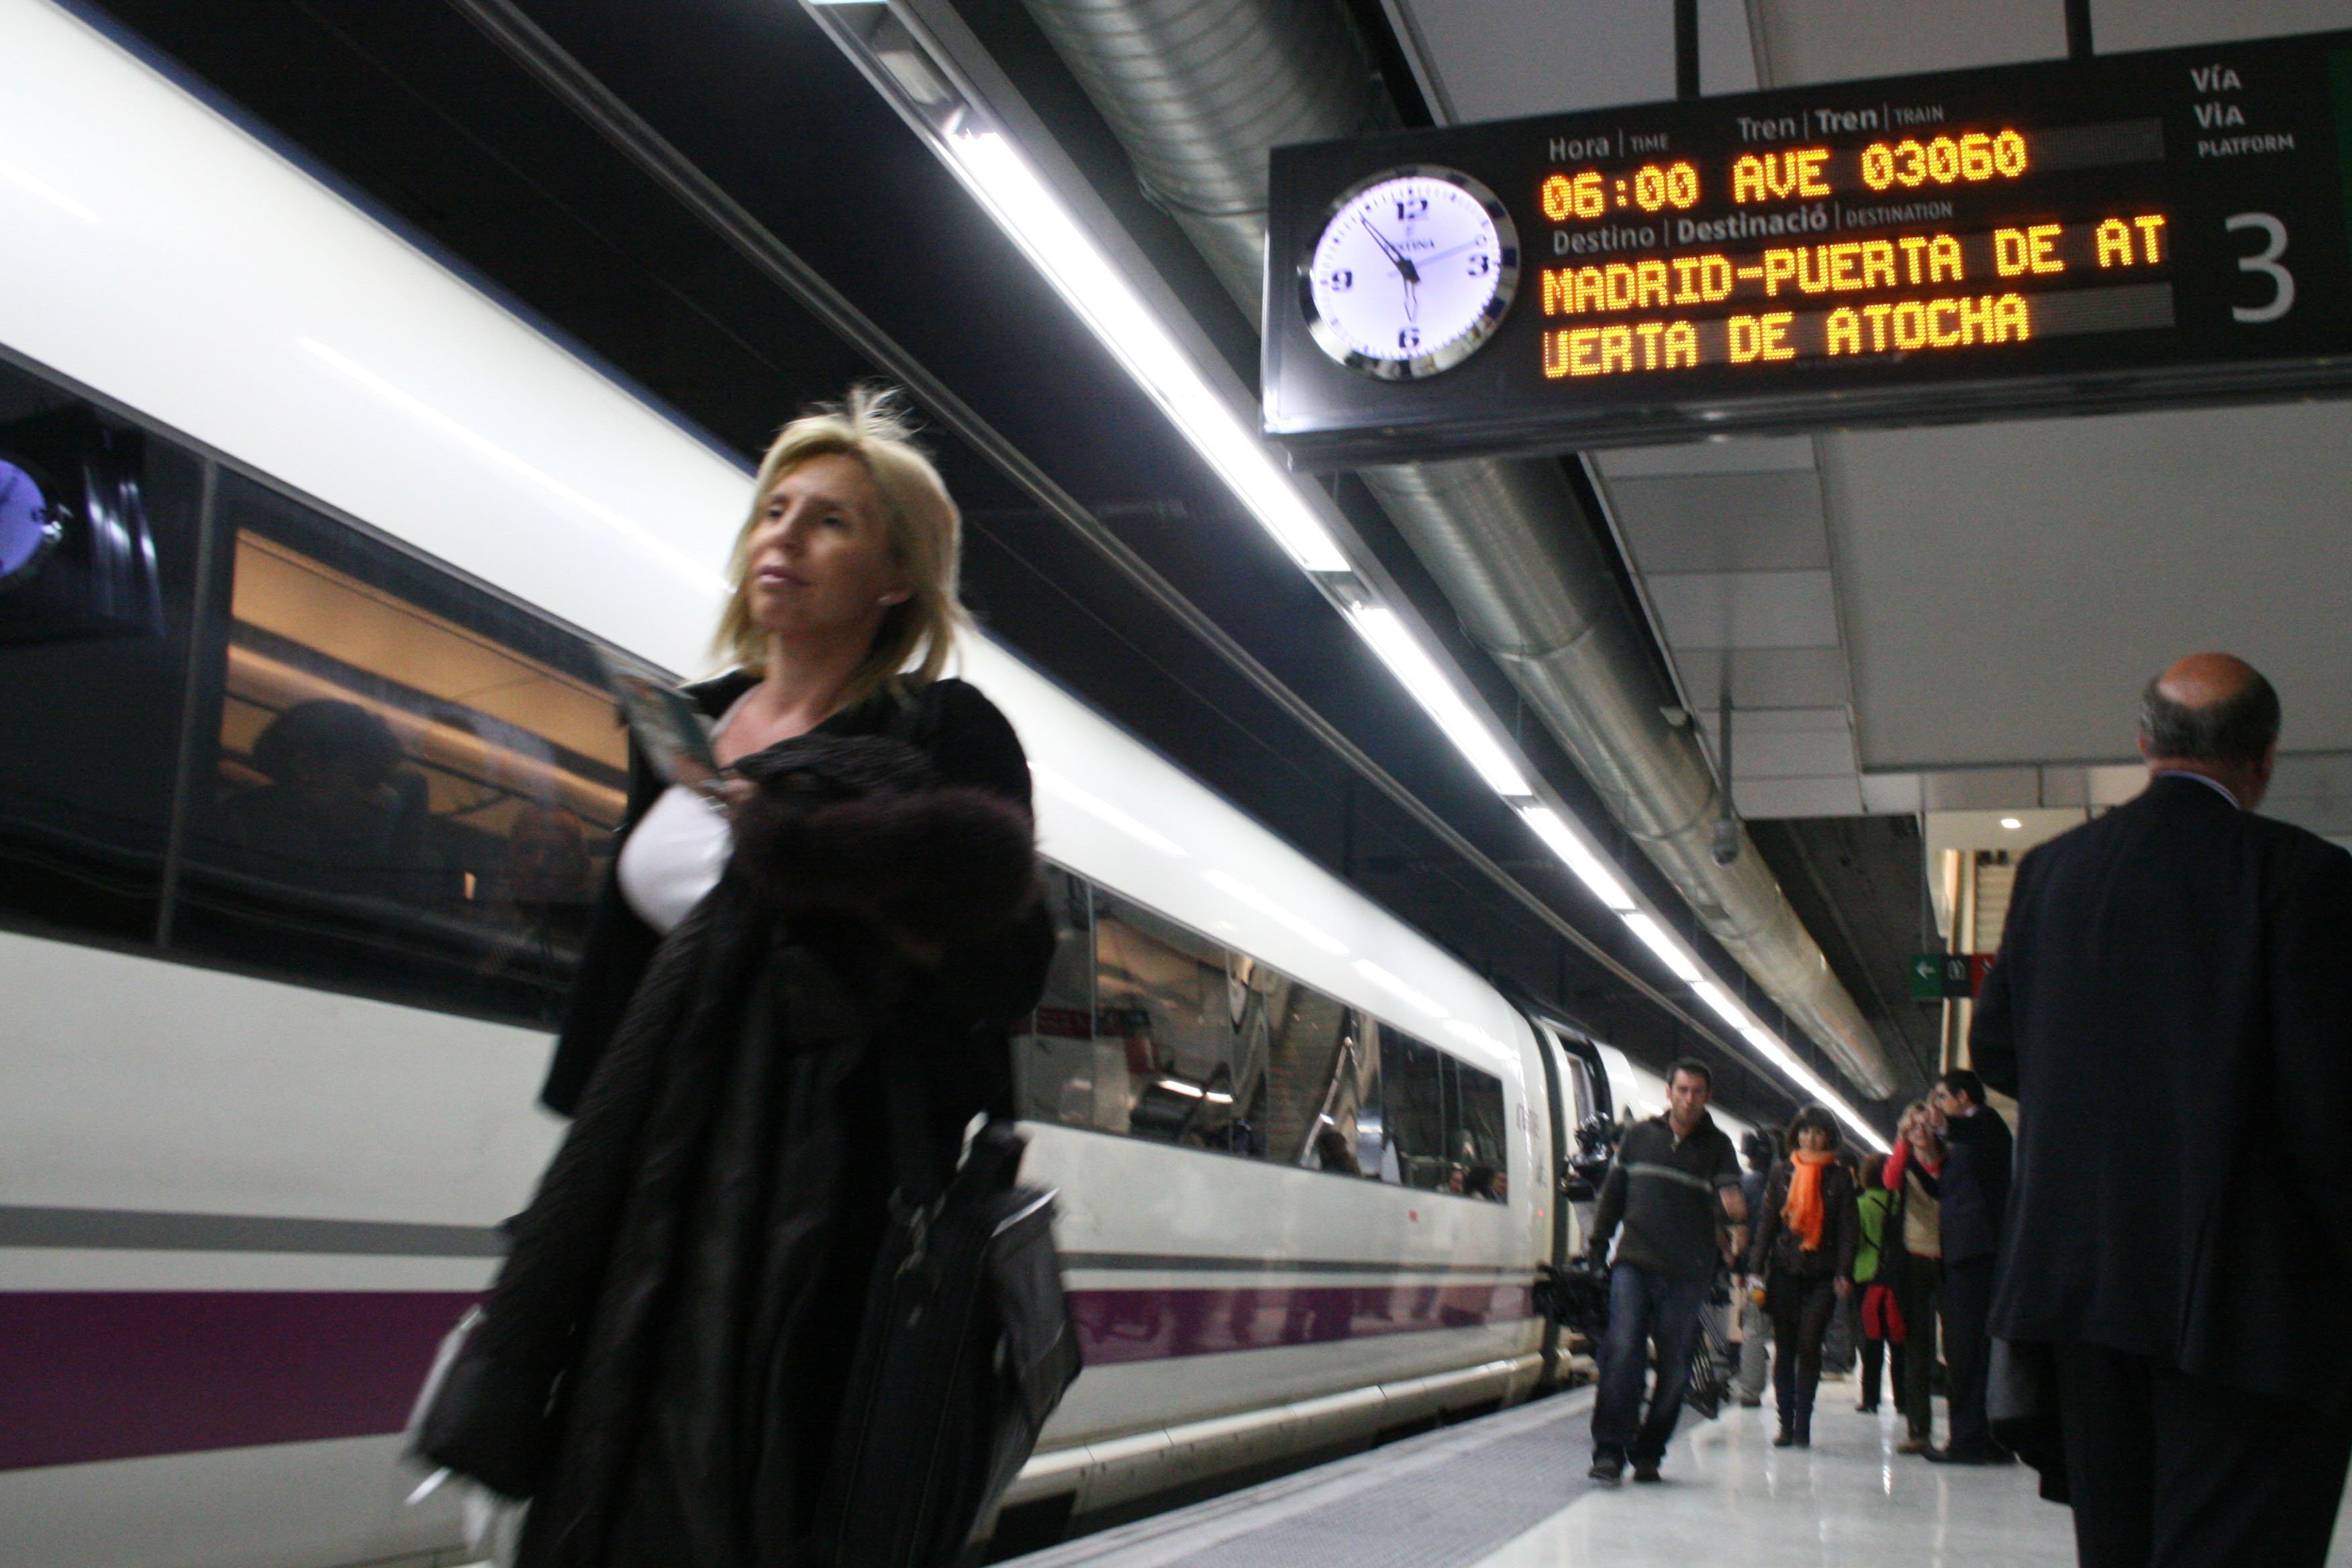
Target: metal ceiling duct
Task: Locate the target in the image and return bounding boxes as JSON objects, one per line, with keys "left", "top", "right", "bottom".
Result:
{"left": 1018, "top": 0, "right": 1897, "bottom": 1100}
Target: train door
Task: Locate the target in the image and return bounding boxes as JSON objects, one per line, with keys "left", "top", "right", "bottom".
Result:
{"left": 1525, "top": 1018, "right": 1602, "bottom": 1389}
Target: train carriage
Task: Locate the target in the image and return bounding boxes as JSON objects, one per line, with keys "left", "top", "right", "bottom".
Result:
{"left": 0, "top": 5, "right": 1615, "bottom": 1563}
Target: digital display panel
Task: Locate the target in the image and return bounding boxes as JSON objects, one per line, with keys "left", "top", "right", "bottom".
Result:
{"left": 1263, "top": 32, "right": 2352, "bottom": 463}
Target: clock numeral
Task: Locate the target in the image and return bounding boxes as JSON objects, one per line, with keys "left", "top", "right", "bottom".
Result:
{"left": 1327, "top": 269, "right": 1353, "bottom": 291}
{"left": 1467, "top": 253, "right": 1493, "bottom": 277}
{"left": 1398, "top": 326, "right": 1422, "bottom": 351}
{"left": 1395, "top": 196, "right": 1429, "bottom": 222}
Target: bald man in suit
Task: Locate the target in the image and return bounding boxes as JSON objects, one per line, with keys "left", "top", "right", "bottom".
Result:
{"left": 1973, "top": 654, "right": 2352, "bottom": 1568}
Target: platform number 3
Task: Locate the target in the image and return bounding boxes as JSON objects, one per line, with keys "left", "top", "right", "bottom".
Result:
{"left": 2227, "top": 213, "right": 2294, "bottom": 324}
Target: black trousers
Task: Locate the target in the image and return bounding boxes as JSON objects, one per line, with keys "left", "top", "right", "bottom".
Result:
{"left": 2055, "top": 1342, "right": 2352, "bottom": 1568}
{"left": 1941, "top": 1253, "right": 1997, "bottom": 1453}
{"left": 1892, "top": 1249, "right": 1941, "bottom": 1440}
{"left": 1767, "top": 1271, "right": 1839, "bottom": 1432}
{"left": 1859, "top": 1333, "right": 1897, "bottom": 1410}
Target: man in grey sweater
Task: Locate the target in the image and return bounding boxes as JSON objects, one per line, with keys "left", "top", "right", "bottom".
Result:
{"left": 1587, "top": 1060, "right": 1747, "bottom": 1483}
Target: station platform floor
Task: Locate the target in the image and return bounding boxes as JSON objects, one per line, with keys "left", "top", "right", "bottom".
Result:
{"left": 1005, "top": 1377, "right": 2352, "bottom": 1568}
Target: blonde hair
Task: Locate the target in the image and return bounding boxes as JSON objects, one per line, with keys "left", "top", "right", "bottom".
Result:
{"left": 715, "top": 385, "right": 963, "bottom": 709}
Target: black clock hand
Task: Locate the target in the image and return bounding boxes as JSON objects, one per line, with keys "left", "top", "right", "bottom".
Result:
{"left": 1362, "top": 220, "right": 1422, "bottom": 284}
{"left": 1403, "top": 275, "right": 1418, "bottom": 324}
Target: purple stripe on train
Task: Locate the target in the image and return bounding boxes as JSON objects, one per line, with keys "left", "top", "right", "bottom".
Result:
{"left": 0, "top": 1291, "right": 475, "bottom": 1472}
{"left": 1069, "top": 1282, "right": 1536, "bottom": 1365}
{"left": 0, "top": 1281, "right": 1535, "bottom": 1470}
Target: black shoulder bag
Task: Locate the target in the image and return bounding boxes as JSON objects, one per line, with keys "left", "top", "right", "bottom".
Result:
{"left": 814, "top": 692, "right": 1081, "bottom": 1566}
{"left": 813, "top": 1036, "right": 1083, "bottom": 1568}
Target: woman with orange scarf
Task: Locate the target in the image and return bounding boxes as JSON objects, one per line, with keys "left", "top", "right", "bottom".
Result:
{"left": 1746, "top": 1105, "right": 1860, "bottom": 1448}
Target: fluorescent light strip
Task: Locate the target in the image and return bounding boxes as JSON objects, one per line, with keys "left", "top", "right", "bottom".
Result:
{"left": 1353, "top": 959, "right": 1448, "bottom": 1021}
{"left": 1692, "top": 982, "right": 1888, "bottom": 1152}
{"left": 941, "top": 130, "right": 1346, "bottom": 575}
{"left": 1621, "top": 912, "right": 1702, "bottom": 984}
{"left": 1344, "top": 605, "right": 1530, "bottom": 795}
{"left": 1032, "top": 765, "right": 1188, "bottom": 858}
{"left": 1201, "top": 869, "right": 1348, "bottom": 955}
{"left": 1688, "top": 979, "right": 1749, "bottom": 1033}
{"left": 299, "top": 340, "right": 725, "bottom": 592}
{"left": 1518, "top": 804, "right": 1634, "bottom": 911}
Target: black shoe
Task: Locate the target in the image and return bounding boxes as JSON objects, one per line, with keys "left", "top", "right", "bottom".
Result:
{"left": 1587, "top": 1455, "right": 1624, "bottom": 1482}
{"left": 1856, "top": 1403, "right": 1879, "bottom": 1414}
{"left": 1736, "top": 1395, "right": 1763, "bottom": 1408}
{"left": 1631, "top": 1461, "right": 1662, "bottom": 1483}
{"left": 1772, "top": 1428, "right": 1796, "bottom": 1448}
{"left": 1923, "top": 1444, "right": 2012, "bottom": 1465}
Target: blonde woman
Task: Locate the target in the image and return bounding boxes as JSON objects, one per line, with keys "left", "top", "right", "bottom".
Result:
{"left": 418, "top": 388, "right": 1054, "bottom": 1567}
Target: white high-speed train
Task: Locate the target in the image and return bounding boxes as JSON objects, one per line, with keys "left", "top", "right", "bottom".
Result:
{"left": 0, "top": 5, "right": 1666, "bottom": 1565}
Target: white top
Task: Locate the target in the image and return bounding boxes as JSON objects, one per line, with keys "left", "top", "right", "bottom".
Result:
{"left": 616, "top": 691, "right": 750, "bottom": 935}
{"left": 617, "top": 785, "right": 731, "bottom": 935}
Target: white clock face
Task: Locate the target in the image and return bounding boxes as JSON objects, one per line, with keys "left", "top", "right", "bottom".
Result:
{"left": 1303, "top": 168, "right": 1518, "bottom": 381}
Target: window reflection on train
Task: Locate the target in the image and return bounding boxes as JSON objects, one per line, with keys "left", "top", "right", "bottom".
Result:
{"left": 175, "top": 476, "right": 626, "bottom": 1024}
{"left": 0, "top": 366, "right": 197, "bottom": 948}
{"left": 1016, "top": 864, "right": 1510, "bottom": 1199}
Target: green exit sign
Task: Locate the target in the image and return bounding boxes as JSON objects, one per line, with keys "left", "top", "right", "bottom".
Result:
{"left": 1912, "top": 952, "right": 1983, "bottom": 1001}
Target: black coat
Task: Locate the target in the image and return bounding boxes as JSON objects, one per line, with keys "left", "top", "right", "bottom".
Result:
{"left": 542, "top": 671, "right": 1052, "bottom": 1129}
{"left": 1936, "top": 1104, "right": 2011, "bottom": 1263}
{"left": 1974, "top": 774, "right": 2352, "bottom": 1410}
{"left": 540, "top": 672, "right": 1058, "bottom": 1142}
{"left": 1747, "top": 1158, "right": 1859, "bottom": 1282}
{"left": 417, "top": 675, "right": 1055, "bottom": 1566}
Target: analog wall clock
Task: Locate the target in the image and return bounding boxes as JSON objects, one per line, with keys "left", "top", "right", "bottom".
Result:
{"left": 1300, "top": 166, "right": 1520, "bottom": 381}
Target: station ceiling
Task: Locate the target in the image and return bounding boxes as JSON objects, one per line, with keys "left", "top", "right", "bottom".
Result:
{"left": 99, "top": 0, "right": 2350, "bottom": 1124}
{"left": 1383, "top": 0, "right": 2352, "bottom": 846}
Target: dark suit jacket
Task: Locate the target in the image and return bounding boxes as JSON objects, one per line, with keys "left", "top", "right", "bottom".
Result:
{"left": 1974, "top": 773, "right": 2352, "bottom": 1408}
{"left": 1937, "top": 1105, "right": 2010, "bottom": 1263}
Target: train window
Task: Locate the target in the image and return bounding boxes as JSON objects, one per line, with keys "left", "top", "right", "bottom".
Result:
{"left": 170, "top": 474, "right": 627, "bottom": 1024}
{"left": 1246, "top": 977, "right": 1376, "bottom": 1175}
{"left": 1380, "top": 1028, "right": 1509, "bottom": 1200}
{"left": 1005, "top": 865, "right": 1491, "bottom": 1191}
{"left": 1013, "top": 865, "right": 1118, "bottom": 1128}
{"left": 1092, "top": 889, "right": 1262, "bottom": 1154}
{"left": 0, "top": 360, "right": 202, "bottom": 945}
{"left": 1454, "top": 1059, "right": 1510, "bottom": 1200}
{"left": 1381, "top": 1028, "right": 1451, "bottom": 1191}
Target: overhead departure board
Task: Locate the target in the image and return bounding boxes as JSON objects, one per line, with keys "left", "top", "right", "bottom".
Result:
{"left": 1262, "top": 31, "right": 2352, "bottom": 464}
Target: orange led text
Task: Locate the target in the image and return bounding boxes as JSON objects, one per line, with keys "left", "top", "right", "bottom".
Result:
{"left": 1542, "top": 256, "right": 1734, "bottom": 315}
{"left": 1859, "top": 131, "right": 2026, "bottom": 190}
{"left": 1994, "top": 225, "right": 2066, "bottom": 277}
{"left": 1824, "top": 293, "right": 2031, "bottom": 354}
{"left": 1743, "top": 235, "right": 1964, "bottom": 297}
{"left": 1543, "top": 320, "right": 1704, "bottom": 377}
{"left": 1732, "top": 148, "right": 1833, "bottom": 203}
{"left": 2096, "top": 214, "right": 2168, "bottom": 266}
{"left": 1727, "top": 313, "right": 1798, "bottom": 362}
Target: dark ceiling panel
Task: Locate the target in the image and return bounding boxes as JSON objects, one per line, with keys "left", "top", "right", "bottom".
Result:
{"left": 1749, "top": 815, "right": 1938, "bottom": 1099}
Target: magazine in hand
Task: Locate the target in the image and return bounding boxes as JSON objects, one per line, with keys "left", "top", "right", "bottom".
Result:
{"left": 594, "top": 645, "right": 721, "bottom": 788}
